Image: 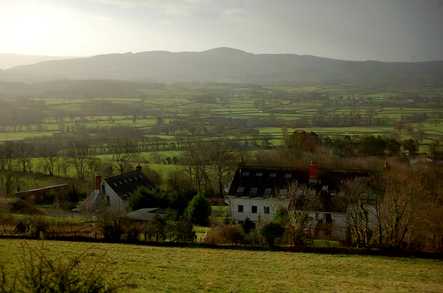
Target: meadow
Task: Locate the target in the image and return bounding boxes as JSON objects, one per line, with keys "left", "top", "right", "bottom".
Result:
{"left": 2, "top": 84, "right": 443, "bottom": 143}
{"left": 0, "top": 239, "right": 442, "bottom": 292}
{"left": 2, "top": 83, "right": 443, "bottom": 194}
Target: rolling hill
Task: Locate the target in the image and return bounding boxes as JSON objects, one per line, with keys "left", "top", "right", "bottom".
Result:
{"left": 1, "top": 48, "right": 443, "bottom": 88}
{"left": 0, "top": 54, "right": 70, "bottom": 69}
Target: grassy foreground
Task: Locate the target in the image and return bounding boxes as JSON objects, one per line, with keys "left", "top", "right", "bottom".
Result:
{"left": 0, "top": 240, "right": 442, "bottom": 292}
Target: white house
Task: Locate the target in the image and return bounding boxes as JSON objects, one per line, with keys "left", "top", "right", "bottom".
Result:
{"left": 225, "top": 165, "right": 370, "bottom": 241}
{"left": 83, "top": 166, "right": 153, "bottom": 215}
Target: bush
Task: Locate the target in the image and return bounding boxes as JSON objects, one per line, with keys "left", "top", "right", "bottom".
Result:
{"left": 128, "top": 186, "right": 166, "bottom": 211}
{"left": 244, "top": 229, "right": 263, "bottom": 246}
{"left": 205, "top": 225, "right": 244, "bottom": 245}
{"left": 185, "top": 194, "right": 211, "bottom": 226}
{"left": 144, "top": 215, "right": 166, "bottom": 242}
{"left": 0, "top": 243, "right": 132, "bottom": 292}
{"left": 241, "top": 218, "right": 255, "bottom": 234}
{"left": 261, "top": 223, "right": 285, "bottom": 247}
{"left": 9, "top": 199, "right": 44, "bottom": 215}
{"left": 99, "top": 213, "right": 123, "bottom": 242}
{"left": 167, "top": 218, "right": 195, "bottom": 242}
{"left": 29, "top": 216, "right": 49, "bottom": 239}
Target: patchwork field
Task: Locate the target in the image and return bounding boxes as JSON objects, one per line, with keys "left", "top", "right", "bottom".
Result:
{"left": 0, "top": 239, "right": 442, "bottom": 292}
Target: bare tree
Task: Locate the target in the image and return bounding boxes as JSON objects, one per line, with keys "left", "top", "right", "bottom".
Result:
{"left": 0, "top": 142, "right": 15, "bottom": 172}
{"left": 68, "top": 142, "right": 91, "bottom": 180}
{"left": 110, "top": 139, "right": 138, "bottom": 174}
{"left": 14, "top": 142, "right": 33, "bottom": 173}
{"left": 40, "top": 143, "right": 60, "bottom": 176}
{"left": 376, "top": 168, "right": 425, "bottom": 249}
{"left": 286, "top": 183, "right": 318, "bottom": 246}
{"left": 0, "top": 172, "right": 20, "bottom": 195}
{"left": 342, "top": 178, "right": 374, "bottom": 247}
{"left": 208, "top": 140, "right": 236, "bottom": 196}
{"left": 181, "top": 142, "right": 212, "bottom": 194}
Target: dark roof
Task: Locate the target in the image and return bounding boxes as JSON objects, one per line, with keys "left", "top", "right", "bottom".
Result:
{"left": 125, "top": 208, "right": 167, "bottom": 221}
{"left": 228, "top": 166, "right": 369, "bottom": 198}
{"left": 105, "top": 170, "right": 152, "bottom": 199}
{"left": 16, "top": 184, "right": 69, "bottom": 197}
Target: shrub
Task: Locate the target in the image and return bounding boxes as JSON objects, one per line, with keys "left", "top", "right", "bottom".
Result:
{"left": 144, "top": 215, "right": 166, "bottom": 242}
{"left": 261, "top": 223, "right": 285, "bottom": 247}
{"left": 9, "top": 199, "right": 44, "bottom": 215}
{"left": 99, "top": 213, "right": 123, "bottom": 242}
{"left": 185, "top": 194, "right": 211, "bottom": 226}
{"left": 128, "top": 186, "right": 166, "bottom": 211}
{"left": 244, "top": 229, "right": 263, "bottom": 246}
{"left": 205, "top": 225, "right": 244, "bottom": 245}
{"left": 0, "top": 242, "right": 132, "bottom": 292}
{"left": 28, "top": 216, "right": 49, "bottom": 239}
{"left": 241, "top": 218, "right": 255, "bottom": 234}
{"left": 167, "top": 218, "right": 195, "bottom": 242}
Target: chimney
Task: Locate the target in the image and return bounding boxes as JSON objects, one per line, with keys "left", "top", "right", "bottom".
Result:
{"left": 95, "top": 175, "right": 102, "bottom": 192}
{"left": 308, "top": 161, "right": 319, "bottom": 184}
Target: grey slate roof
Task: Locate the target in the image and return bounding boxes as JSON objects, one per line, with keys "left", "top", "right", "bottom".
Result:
{"left": 126, "top": 208, "right": 167, "bottom": 221}
{"left": 228, "top": 165, "right": 369, "bottom": 198}
{"left": 105, "top": 170, "right": 152, "bottom": 199}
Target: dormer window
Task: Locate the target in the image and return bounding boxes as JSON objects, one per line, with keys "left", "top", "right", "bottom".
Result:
{"left": 250, "top": 187, "right": 258, "bottom": 196}
{"left": 285, "top": 173, "right": 292, "bottom": 179}
{"left": 264, "top": 188, "right": 272, "bottom": 196}
{"left": 269, "top": 173, "right": 277, "bottom": 178}
{"left": 279, "top": 189, "right": 288, "bottom": 196}
{"left": 242, "top": 171, "right": 250, "bottom": 177}
{"left": 256, "top": 172, "right": 263, "bottom": 177}
{"left": 237, "top": 186, "right": 245, "bottom": 194}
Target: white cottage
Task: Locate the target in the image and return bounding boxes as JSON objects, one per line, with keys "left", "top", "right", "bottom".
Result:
{"left": 83, "top": 166, "right": 153, "bottom": 214}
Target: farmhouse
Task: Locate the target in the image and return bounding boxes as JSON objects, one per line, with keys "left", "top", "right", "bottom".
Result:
{"left": 225, "top": 164, "right": 370, "bottom": 240}
{"left": 83, "top": 166, "right": 153, "bottom": 214}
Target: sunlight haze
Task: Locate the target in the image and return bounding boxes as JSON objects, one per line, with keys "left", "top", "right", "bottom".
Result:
{"left": 1, "top": 0, "right": 443, "bottom": 61}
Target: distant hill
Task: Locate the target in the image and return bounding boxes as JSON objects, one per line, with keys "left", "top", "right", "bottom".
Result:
{"left": 0, "top": 54, "right": 70, "bottom": 69}
{"left": 2, "top": 48, "right": 443, "bottom": 88}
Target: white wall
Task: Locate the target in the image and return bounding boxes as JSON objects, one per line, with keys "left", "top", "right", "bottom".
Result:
{"left": 102, "top": 181, "right": 127, "bottom": 215}
{"left": 225, "top": 196, "right": 289, "bottom": 223}
{"left": 226, "top": 196, "right": 348, "bottom": 241}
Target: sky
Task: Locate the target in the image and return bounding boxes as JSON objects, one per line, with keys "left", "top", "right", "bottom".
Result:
{"left": 0, "top": 0, "right": 442, "bottom": 61}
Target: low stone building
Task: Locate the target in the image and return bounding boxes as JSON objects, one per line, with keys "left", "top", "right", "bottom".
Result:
{"left": 15, "top": 184, "right": 69, "bottom": 206}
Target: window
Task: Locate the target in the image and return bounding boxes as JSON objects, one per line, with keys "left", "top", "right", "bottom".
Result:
{"left": 279, "top": 189, "right": 288, "bottom": 196}
{"left": 264, "top": 188, "right": 272, "bottom": 196}
{"left": 101, "top": 184, "right": 105, "bottom": 194}
{"left": 285, "top": 173, "right": 292, "bottom": 179}
{"left": 249, "top": 187, "right": 258, "bottom": 196}
{"left": 106, "top": 195, "right": 111, "bottom": 206}
{"left": 237, "top": 186, "right": 245, "bottom": 194}
{"left": 251, "top": 206, "right": 258, "bottom": 214}
{"left": 269, "top": 172, "right": 277, "bottom": 178}
{"left": 325, "top": 213, "right": 333, "bottom": 224}
{"left": 264, "top": 206, "right": 270, "bottom": 214}
{"left": 242, "top": 171, "right": 250, "bottom": 177}
{"left": 256, "top": 172, "right": 263, "bottom": 177}
{"left": 238, "top": 205, "right": 244, "bottom": 213}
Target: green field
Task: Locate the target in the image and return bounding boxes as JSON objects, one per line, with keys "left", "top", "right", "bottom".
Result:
{"left": 0, "top": 239, "right": 442, "bottom": 292}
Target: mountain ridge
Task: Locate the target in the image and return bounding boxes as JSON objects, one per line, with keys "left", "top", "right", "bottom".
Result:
{"left": 2, "top": 48, "right": 443, "bottom": 87}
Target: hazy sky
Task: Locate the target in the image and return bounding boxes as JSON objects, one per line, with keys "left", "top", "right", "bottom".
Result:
{"left": 1, "top": 0, "right": 442, "bottom": 61}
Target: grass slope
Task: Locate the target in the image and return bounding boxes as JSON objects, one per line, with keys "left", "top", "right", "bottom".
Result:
{"left": 0, "top": 240, "right": 442, "bottom": 292}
